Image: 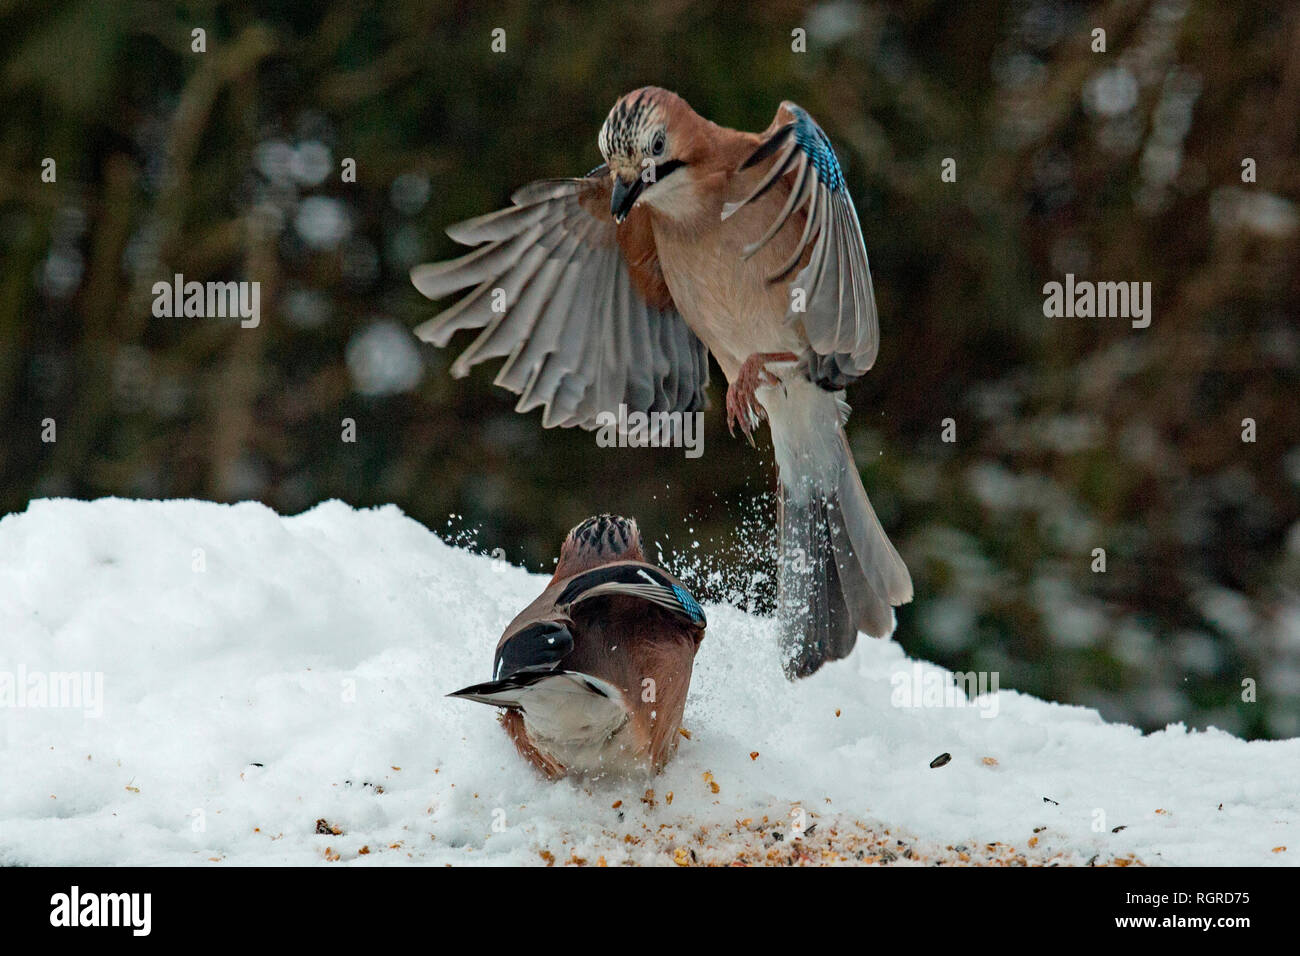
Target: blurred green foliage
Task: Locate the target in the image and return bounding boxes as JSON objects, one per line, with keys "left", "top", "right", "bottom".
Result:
{"left": 1, "top": 0, "right": 1297, "bottom": 737}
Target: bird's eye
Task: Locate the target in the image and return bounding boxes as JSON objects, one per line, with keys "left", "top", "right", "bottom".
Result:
{"left": 650, "top": 130, "right": 666, "bottom": 157}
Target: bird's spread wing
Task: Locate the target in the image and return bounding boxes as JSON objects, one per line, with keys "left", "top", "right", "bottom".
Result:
{"left": 722, "top": 102, "right": 879, "bottom": 387}
{"left": 412, "top": 167, "right": 710, "bottom": 429}
{"left": 555, "top": 562, "right": 707, "bottom": 629}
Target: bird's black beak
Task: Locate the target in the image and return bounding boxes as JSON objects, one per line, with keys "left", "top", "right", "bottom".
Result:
{"left": 610, "top": 175, "right": 643, "bottom": 224}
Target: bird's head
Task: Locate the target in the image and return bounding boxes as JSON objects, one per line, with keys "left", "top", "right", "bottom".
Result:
{"left": 556, "top": 513, "right": 645, "bottom": 576}
{"left": 599, "top": 87, "right": 693, "bottom": 223}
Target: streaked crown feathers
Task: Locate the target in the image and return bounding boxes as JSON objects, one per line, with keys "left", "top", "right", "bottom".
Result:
{"left": 598, "top": 87, "right": 681, "bottom": 170}
{"left": 564, "top": 513, "right": 642, "bottom": 562}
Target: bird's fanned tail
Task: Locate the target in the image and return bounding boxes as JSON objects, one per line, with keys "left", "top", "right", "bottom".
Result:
{"left": 777, "top": 432, "right": 912, "bottom": 679}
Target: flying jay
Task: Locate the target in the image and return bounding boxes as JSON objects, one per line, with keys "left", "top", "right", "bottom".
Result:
{"left": 414, "top": 87, "right": 912, "bottom": 679}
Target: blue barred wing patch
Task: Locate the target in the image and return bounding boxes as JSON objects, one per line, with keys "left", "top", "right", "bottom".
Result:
{"left": 671, "top": 584, "right": 706, "bottom": 625}
{"left": 789, "top": 106, "right": 845, "bottom": 192}
{"left": 557, "top": 563, "right": 707, "bottom": 629}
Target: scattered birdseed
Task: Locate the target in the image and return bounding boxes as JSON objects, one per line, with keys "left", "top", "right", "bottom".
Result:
{"left": 517, "top": 814, "right": 1142, "bottom": 867}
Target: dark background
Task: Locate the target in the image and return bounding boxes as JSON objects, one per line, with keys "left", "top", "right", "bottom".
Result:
{"left": 1, "top": 0, "right": 1297, "bottom": 737}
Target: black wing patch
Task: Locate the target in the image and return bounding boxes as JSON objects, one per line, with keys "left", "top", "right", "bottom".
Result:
{"left": 492, "top": 620, "right": 575, "bottom": 681}
{"left": 555, "top": 565, "right": 706, "bottom": 628}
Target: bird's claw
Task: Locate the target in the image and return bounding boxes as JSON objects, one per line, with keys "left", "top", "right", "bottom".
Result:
{"left": 726, "top": 353, "right": 788, "bottom": 445}
{"left": 726, "top": 404, "right": 763, "bottom": 446}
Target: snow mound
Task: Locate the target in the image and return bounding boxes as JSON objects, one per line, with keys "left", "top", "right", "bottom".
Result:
{"left": 0, "top": 498, "right": 1294, "bottom": 866}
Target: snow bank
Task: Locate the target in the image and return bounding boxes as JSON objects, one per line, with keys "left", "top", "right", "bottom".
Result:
{"left": 0, "top": 498, "right": 1294, "bottom": 866}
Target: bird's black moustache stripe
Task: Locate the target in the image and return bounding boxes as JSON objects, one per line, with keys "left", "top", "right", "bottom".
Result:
{"left": 611, "top": 160, "right": 686, "bottom": 221}
{"left": 652, "top": 159, "right": 685, "bottom": 180}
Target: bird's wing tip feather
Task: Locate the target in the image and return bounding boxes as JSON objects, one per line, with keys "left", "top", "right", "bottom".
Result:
{"left": 409, "top": 264, "right": 441, "bottom": 299}
{"left": 411, "top": 318, "right": 438, "bottom": 343}
{"left": 444, "top": 221, "right": 483, "bottom": 245}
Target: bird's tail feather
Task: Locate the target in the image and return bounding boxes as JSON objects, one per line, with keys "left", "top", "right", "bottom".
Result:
{"left": 447, "top": 670, "right": 622, "bottom": 709}
{"left": 778, "top": 433, "right": 912, "bottom": 679}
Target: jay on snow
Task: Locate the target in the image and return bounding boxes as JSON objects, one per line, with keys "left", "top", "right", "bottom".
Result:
{"left": 449, "top": 514, "right": 706, "bottom": 778}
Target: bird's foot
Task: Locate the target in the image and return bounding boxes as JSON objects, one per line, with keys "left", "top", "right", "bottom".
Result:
{"left": 726, "top": 351, "right": 797, "bottom": 445}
